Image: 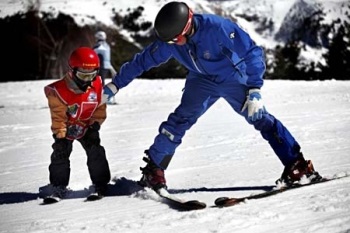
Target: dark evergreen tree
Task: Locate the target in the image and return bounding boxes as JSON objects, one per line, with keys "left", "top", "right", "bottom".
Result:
{"left": 268, "top": 41, "right": 305, "bottom": 80}
{"left": 113, "top": 6, "right": 152, "bottom": 34}
{"left": 319, "top": 8, "right": 350, "bottom": 80}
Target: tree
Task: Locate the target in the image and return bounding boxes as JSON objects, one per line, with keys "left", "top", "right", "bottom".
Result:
{"left": 268, "top": 41, "right": 304, "bottom": 80}
{"left": 319, "top": 10, "right": 350, "bottom": 80}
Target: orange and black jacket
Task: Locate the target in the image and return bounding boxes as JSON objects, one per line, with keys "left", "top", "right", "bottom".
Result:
{"left": 44, "top": 73, "right": 106, "bottom": 140}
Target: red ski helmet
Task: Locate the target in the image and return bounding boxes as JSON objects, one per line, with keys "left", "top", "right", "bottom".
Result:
{"left": 68, "top": 47, "right": 100, "bottom": 91}
{"left": 69, "top": 47, "right": 100, "bottom": 70}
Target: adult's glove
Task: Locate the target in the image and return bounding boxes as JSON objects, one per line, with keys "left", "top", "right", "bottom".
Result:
{"left": 241, "top": 88, "right": 267, "bottom": 121}
{"left": 102, "top": 82, "right": 118, "bottom": 104}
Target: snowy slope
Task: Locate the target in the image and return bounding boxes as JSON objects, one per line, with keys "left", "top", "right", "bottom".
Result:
{"left": 0, "top": 79, "right": 350, "bottom": 233}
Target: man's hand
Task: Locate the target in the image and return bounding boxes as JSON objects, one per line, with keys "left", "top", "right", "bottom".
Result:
{"left": 102, "top": 82, "right": 118, "bottom": 104}
{"left": 241, "top": 88, "right": 267, "bottom": 121}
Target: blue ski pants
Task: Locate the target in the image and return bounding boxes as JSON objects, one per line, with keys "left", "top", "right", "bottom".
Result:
{"left": 148, "top": 73, "right": 301, "bottom": 169}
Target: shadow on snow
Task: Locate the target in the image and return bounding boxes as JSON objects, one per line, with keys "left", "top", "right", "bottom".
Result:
{"left": 0, "top": 176, "right": 274, "bottom": 205}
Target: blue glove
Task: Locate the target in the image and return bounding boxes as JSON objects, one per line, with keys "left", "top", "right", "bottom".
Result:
{"left": 241, "top": 88, "right": 267, "bottom": 121}
{"left": 102, "top": 82, "right": 118, "bottom": 104}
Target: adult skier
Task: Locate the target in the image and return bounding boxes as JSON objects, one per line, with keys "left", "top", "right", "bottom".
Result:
{"left": 93, "top": 30, "right": 117, "bottom": 104}
{"left": 103, "top": 2, "right": 321, "bottom": 191}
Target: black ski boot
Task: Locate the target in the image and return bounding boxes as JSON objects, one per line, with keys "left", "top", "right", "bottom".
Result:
{"left": 94, "top": 184, "right": 108, "bottom": 196}
{"left": 51, "top": 185, "right": 68, "bottom": 198}
{"left": 43, "top": 185, "right": 69, "bottom": 204}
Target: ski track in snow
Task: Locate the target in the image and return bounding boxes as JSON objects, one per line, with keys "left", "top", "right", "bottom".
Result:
{"left": 0, "top": 79, "right": 350, "bottom": 233}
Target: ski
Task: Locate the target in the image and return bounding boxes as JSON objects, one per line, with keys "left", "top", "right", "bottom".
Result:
{"left": 214, "top": 174, "right": 349, "bottom": 208}
{"left": 42, "top": 195, "right": 61, "bottom": 204}
{"left": 85, "top": 193, "right": 104, "bottom": 202}
{"left": 155, "top": 188, "right": 206, "bottom": 211}
{"left": 42, "top": 193, "right": 104, "bottom": 204}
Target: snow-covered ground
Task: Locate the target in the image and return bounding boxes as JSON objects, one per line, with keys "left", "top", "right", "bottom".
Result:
{"left": 0, "top": 79, "right": 350, "bottom": 233}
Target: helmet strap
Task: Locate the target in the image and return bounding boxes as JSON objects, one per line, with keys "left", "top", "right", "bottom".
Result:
{"left": 182, "top": 21, "right": 195, "bottom": 43}
{"left": 187, "top": 19, "right": 196, "bottom": 37}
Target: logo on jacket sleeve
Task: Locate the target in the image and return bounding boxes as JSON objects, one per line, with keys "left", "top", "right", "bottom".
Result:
{"left": 230, "top": 32, "right": 235, "bottom": 39}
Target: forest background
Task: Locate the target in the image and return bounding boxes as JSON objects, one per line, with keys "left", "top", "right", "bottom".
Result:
{"left": 0, "top": 0, "right": 349, "bottom": 82}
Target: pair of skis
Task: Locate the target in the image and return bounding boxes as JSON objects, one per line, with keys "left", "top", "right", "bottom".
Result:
{"left": 41, "top": 174, "right": 348, "bottom": 208}
{"left": 154, "top": 174, "right": 349, "bottom": 211}
{"left": 42, "top": 192, "right": 103, "bottom": 205}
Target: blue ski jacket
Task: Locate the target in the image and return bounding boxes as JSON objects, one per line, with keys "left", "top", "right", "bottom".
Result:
{"left": 112, "top": 13, "right": 265, "bottom": 89}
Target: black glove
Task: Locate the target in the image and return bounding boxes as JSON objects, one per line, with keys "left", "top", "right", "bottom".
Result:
{"left": 83, "top": 122, "right": 101, "bottom": 146}
{"left": 51, "top": 135, "right": 72, "bottom": 159}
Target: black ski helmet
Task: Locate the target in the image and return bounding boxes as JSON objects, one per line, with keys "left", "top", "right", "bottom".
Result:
{"left": 154, "top": 2, "right": 192, "bottom": 42}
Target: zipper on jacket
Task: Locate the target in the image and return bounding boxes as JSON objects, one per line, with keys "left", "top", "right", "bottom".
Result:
{"left": 188, "top": 50, "right": 203, "bottom": 74}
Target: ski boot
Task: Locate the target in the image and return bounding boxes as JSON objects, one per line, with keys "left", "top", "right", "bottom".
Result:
{"left": 43, "top": 185, "right": 69, "bottom": 203}
{"left": 276, "top": 152, "right": 322, "bottom": 186}
{"left": 138, "top": 151, "right": 167, "bottom": 191}
{"left": 94, "top": 184, "right": 108, "bottom": 196}
{"left": 51, "top": 185, "right": 68, "bottom": 198}
{"left": 86, "top": 184, "right": 108, "bottom": 201}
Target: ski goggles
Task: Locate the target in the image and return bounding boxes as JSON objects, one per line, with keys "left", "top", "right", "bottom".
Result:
{"left": 74, "top": 69, "right": 98, "bottom": 81}
{"left": 167, "top": 8, "right": 194, "bottom": 44}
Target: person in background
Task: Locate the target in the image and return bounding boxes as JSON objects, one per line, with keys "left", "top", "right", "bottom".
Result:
{"left": 103, "top": 2, "right": 322, "bottom": 192}
{"left": 44, "top": 47, "right": 111, "bottom": 199}
{"left": 94, "top": 30, "right": 117, "bottom": 105}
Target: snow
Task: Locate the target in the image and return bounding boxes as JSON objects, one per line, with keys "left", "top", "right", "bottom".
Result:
{"left": 1, "top": 78, "right": 350, "bottom": 233}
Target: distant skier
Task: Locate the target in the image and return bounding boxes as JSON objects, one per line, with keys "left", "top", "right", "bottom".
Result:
{"left": 103, "top": 2, "right": 322, "bottom": 191}
{"left": 44, "top": 47, "right": 111, "bottom": 199}
{"left": 93, "top": 30, "right": 117, "bottom": 105}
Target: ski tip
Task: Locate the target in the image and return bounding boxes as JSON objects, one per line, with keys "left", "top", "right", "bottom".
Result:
{"left": 214, "top": 197, "right": 243, "bottom": 207}
{"left": 184, "top": 200, "right": 207, "bottom": 210}
{"left": 42, "top": 196, "right": 60, "bottom": 205}
{"left": 214, "top": 197, "right": 229, "bottom": 206}
{"left": 85, "top": 194, "right": 104, "bottom": 202}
